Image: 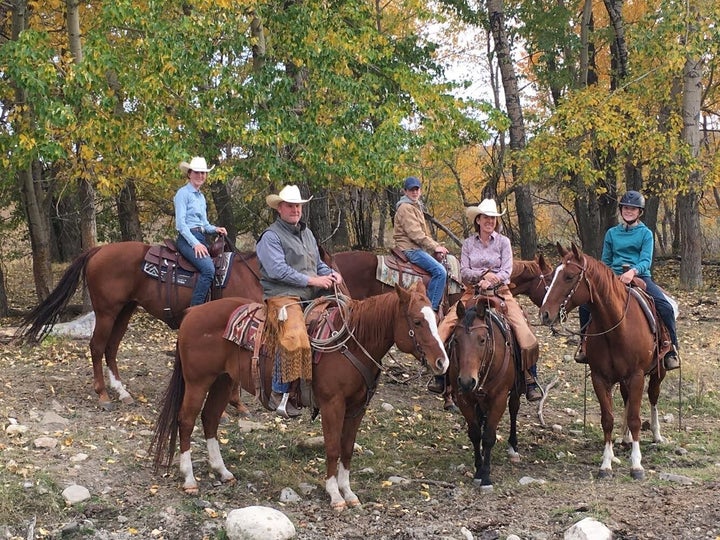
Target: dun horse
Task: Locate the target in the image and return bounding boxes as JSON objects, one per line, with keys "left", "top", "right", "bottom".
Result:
{"left": 449, "top": 299, "right": 521, "bottom": 490}
{"left": 150, "top": 283, "right": 449, "bottom": 510}
{"left": 15, "top": 240, "right": 263, "bottom": 407}
{"left": 539, "top": 243, "right": 667, "bottom": 479}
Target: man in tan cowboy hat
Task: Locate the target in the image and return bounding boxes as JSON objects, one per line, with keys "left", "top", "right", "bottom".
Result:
{"left": 433, "top": 198, "right": 542, "bottom": 402}
{"left": 256, "top": 185, "right": 344, "bottom": 418}
{"left": 174, "top": 157, "right": 227, "bottom": 306}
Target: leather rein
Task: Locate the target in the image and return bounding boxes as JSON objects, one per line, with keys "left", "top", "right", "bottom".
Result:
{"left": 554, "top": 257, "right": 631, "bottom": 338}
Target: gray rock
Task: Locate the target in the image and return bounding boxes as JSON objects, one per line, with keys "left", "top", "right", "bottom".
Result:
{"left": 225, "top": 506, "right": 296, "bottom": 540}
{"left": 279, "top": 487, "right": 301, "bottom": 503}
{"left": 62, "top": 484, "right": 91, "bottom": 505}
{"left": 40, "top": 411, "right": 69, "bottom": 426}
{"left": 564, "top": 517, "right": 612, "bottom": 540}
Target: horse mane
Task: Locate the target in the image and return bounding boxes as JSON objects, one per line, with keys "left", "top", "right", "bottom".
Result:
{"left": 575, "top": 252, "right": 626, "bottom": 308}
{"left": 347, "top": 292, "right": 397, "bottom": 347}
{"left": 511, "top": 259, "right": 539, "bottom": 280}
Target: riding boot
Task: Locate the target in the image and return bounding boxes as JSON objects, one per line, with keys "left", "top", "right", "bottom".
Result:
{"left": 663, "top": 345, "right": 681, "bottom": 371}
{"left": 574, "top": 338, "right": 588, "bottom": 364}
{"left": 269, "top": 391, "right": 301, "bottom": 418}
{"left": 427, "top": 374, "right": 446, "bottom": 394}
{"left": 522, "top": 346, "right": 542, "bottom": 402}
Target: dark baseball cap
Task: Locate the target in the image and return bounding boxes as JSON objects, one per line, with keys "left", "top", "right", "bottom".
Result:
{"left": 403, "top": 176, "right": 421, "bottom": 190}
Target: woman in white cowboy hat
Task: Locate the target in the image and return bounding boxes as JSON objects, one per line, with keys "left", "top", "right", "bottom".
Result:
{"left": 256, "top": 185, "right": 343, "bottom": 418}
{"left": 174, "top": 157, "right": 227, "bottom": 306}
{"left": 434, "top": 198, "right": 542, "bottom": 402}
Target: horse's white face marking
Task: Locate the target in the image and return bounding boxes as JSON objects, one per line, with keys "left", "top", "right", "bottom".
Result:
{"left": 541, "top": 264, "right": 564, "bottom": 306}
{"left": 421, "top": 305, "right": 450, "bottom": 372}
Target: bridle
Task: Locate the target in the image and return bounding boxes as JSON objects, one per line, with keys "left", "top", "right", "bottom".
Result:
{"left": 457, "top": 304, "right": 511, "bottom": 392}
{"left": 553, "top": 256, "right": 631, "bottom": 337}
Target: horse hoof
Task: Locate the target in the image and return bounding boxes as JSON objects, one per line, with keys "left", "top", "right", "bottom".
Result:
{"left": 443, "top": 403, "right": 460, "bottom": 414}
{"left": 99, "top": 400, "right": 116, "bottom": 412}
{"left": 631, "top": 469, "right": 645, "bottom": 481}
{"left": 597, "top": 469, "right": 612, "bottom": 480}
{"left": 346, "top": 499, "right": 361, "bottom": 508}
{"left": 183, "top": 486, "right": 199, "bottom": 495}
{"left": 472, "top": 479, "right": 493, "bottom": 492}
{"left": 121, "top": 395, "right": 134, "bottom": 405}
{"left": 331, "top": 501, "right": 346, "bottom": 512}
{"left": 508, "top": 454, "right": 521, "bottom": 464}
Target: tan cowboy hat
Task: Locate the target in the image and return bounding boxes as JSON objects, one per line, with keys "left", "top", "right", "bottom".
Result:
{"left": 179, "top": 156, "right": 214, "bottom": 174}
{"left": 466, "top": 199, "right": 506, "bottom": 221}
{"left": 266, "top": 185, "right": 314, "bottom": 209}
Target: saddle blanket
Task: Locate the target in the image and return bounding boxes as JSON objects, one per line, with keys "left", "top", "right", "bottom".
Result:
{"left": 223, "top": 303, "right": 265, "bottom": 350}
{"left": 376, "top": 254, "right": 463, "bottom": 295}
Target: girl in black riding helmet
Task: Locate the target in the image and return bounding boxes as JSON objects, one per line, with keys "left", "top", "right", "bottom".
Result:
{"left": 576, "top": 191, "right": 680, "bottom": 370}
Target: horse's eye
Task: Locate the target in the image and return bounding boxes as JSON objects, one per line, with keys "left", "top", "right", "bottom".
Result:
{"left": 414, "top": 319, "right": 422, "bottom": 327}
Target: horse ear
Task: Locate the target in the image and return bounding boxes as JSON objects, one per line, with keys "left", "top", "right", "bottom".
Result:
{"left": 571, "top": 243, "right": 582, "bottom": 259}
{"left": 537, "top": 253, "right": 546, "bottom": 268}
{"left": 413, "top": 279, "right": 427, "bottom": 294}
{"left": 556, "top": 242, "right": 567, "bottom": 257}
{"left": 395, "top": 283, "right": 410, "bottom": 303}
{"left": 456, "top": 301, "right": 465, "bottom": 318}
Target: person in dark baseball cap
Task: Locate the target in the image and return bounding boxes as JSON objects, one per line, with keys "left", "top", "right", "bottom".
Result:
{"left": 392, "top": 176, "right": 449, "bottom": 313}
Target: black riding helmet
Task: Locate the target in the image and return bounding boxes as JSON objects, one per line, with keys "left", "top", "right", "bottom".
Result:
{"left": 619, "top": 190, "right": 645, "bottom": 210}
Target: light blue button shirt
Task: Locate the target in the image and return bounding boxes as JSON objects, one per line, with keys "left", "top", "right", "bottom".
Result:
{"left": 174, "top": 183, "right": 217, "bottom": 246}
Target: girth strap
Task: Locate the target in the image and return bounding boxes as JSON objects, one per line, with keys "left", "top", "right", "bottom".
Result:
{"left": 340, "top": 345, "right": 379, "bottom": 417}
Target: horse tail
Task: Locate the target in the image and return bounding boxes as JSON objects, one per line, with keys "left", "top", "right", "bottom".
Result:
{"left": 14, "top": 247, "right": 103, "bottom": 344}
{"left": 149, "top": 341, "right": 185, "bottom": 473}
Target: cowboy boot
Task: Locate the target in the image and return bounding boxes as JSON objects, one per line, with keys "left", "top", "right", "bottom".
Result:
{"left": 663, "top": 345, "right": 681, "bottom": 371}
{"left": 522, "top": 346, "right": 542, "bottom": 402}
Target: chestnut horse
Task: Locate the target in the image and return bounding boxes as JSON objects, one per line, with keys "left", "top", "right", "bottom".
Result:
{"left": 150, "top": 283, "right": 449, "bottom": 510}
{"left": 449, "top": 299, "right": 521, "bottom": 490}
{"left": 15, "top": 240, "right": 263, "bottom": 408}
{"left": 539, "top": 243, "right": 667, "bottom": 479}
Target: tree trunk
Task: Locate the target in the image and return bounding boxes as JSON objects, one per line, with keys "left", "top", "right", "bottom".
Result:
{"left": 0, "top": 254, "right": 9, "bottom": 316}
{"left": 210, "top": 182, "right": 236, "bottom": 242}
{"left": 116, "top": 181, "right": 143, "bottom": 241}
{"left": 487, "top": 0, "right": 537, "bottom": 258}
{"left": 678, "top": 55, "right": 703, "bottom": 289}
{"left": 19, "top": 164, "right": 53, "bottom": 300}
{"left": 12, "top": 0, "right": 52, "bottom": 300}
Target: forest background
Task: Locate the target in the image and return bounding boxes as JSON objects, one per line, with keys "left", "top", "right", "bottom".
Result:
{"left": 1, "top": 0, "right": 720, "bottom": 314}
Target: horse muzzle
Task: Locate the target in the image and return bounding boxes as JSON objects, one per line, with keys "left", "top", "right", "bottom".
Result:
{"left": 457, "top": 375, "right": 478, "bottom": 394}
{"left": 540, "top": 310, "right": 558, "bottom": 326}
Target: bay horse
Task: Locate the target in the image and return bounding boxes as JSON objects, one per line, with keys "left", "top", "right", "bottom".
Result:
{"left": 539, "top": 243, "right": 667, "bottom": 479}
{"left": 15, "top": 240, "right": 264, "bottom": 408}
{"left": 449, "top": 299, "right": 521, "bottom": 490}
{"left": 150, "top": 282, "right": 449, "bottom": 510}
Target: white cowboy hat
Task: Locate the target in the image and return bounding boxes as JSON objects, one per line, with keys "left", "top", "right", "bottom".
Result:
{"left": 266, "top": 185, "right": 314, "bottom": 209}
{"left": 466, "top": 199, "right": 506, "bottom": 221}
{"left": 179, "top": 156, "right": 214, "bottom": 174}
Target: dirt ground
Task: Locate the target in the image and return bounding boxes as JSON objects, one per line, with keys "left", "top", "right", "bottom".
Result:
{"left": 2, "top": 260, "right": 720, "bottom": 539}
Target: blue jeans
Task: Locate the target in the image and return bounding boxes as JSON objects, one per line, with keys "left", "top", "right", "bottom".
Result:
{"left": 579, "top": 276, "right": 677, "bottom": 347}
{"left": 272, "top": 352, "right": 290, "bottom": 393}
{"left": 403, "top": 249, "right": 447, "bottom": 311}
{"left": 176, "top": 231, "right": 215, "bottom": 306}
